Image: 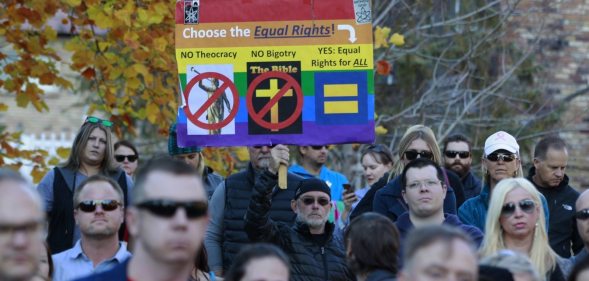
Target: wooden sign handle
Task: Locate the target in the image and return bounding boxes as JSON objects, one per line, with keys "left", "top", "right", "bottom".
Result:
{"left": 278, "top": 164, "right": 287, "bottom": 189}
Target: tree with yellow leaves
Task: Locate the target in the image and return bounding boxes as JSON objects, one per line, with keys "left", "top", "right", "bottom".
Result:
{"left": 0, "top": 0, "right": 241, "bottom": 181}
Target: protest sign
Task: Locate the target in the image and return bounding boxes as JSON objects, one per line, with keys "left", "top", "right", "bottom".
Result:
{"left": 175, "top": 0, "right": 374, "bottom": 147}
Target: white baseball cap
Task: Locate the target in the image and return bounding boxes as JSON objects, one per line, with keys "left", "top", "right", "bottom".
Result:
{"left": 484, "top": 131, "right": 519, "bottom": 156}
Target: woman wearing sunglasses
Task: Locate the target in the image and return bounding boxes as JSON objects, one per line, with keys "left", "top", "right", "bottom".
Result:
{"left": 372, "top": 125, "right": 465, "bottom": 222}
{"left": 480, "top": 178, "right": 572, "bottom": 281}
{"left": 458, "top": 131, "right": 549, "bottom": 232}
{"left": 114, "top": 140, "right": 139, "bottom": 177}
{"left": 37, "top": 116, "right": 133, "bottom": 254}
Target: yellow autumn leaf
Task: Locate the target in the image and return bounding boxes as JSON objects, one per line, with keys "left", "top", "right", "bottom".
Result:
{"left": 374, "top": 26, "right": 391, "bottom": 49}
{"left": 234, "top": 147, "right": 250, "bottom": 161}
{"left": 126, "top": 77, "right": 141, "bottom": 90}
{"left": 0, "top": 103, "right": 7, "bottom": 112}
{"left": 389, "top": 33, "right": 405, "bottom": 47}
{"left": 114, "top": 2, "right": 134, "bottom": 26}
{"left": 375, "top": 125, "right": 388, "bottom": 135}
{"left": 63, "top": 0, "right": 81, "bottom": 7}
{"left": 98, "top": 42, "right": 111, "bottom": 52}
{"left": 153, "top": 37, "right": 167, "bottom": 52}
{"left": 138, "top": 9, "right": 164, "bottom": 25}
{"left": 146, "top": 103, "right": 160, "bottom": 124}
{"left": 31, "top": 166, "right": 47, "bottom": 184}
{"left": 131, "top": 63, "right": 153, "bottom": 84}
{"left": 43, "top": 27, "right": 57, "bottom": 41}
{"left": 87, "top": 6, "right": 113, "bottom": 29}
{"left": 56, "top": 147, "right": 71, "bottom": 159}
{"left": 48, "top": 156, "right": 60, "bottom": 166}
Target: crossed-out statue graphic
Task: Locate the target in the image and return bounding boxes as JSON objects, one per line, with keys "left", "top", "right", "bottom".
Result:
{"left": 198, "top": 77, "right": 232, "bottom": 135}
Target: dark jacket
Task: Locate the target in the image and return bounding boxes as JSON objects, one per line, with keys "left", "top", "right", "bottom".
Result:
{"left": 74, "top": 258, "right": 129, "bottom": 281}
{"left": 48, "top": 167, "right": 128, "bottom": 254}
{"left": 244, "top": 170, "right": 355, "bottom": 281}
{"left": 222, "top": 163, "right": 301, "bottom": 272}
{"left": 395, "top": 212, "right": 484, "bottom": 248}
{"left": 373, "top": 171, "right": 457, "bottom": 222}
{"left": 461, "top": 171, "right": 482, "bottom": 200}
{"left": 445, "top": 169, "right": 466, "bottom": 207}
{"left": 527, "top": 167, "right": 582, "bottom": 258}
{"left": 348, "top": 173, "right": 389, "bottom": 222}
{"left": 365, "top": 269, "right": 397, "bottom": 281}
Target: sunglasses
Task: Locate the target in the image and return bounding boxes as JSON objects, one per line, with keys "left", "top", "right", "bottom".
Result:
{"left": 404, "top": 150, "right": 433, "bottom": 161}
{"left": 253, "top": 144, "right": 276, "bottom": 149}
{"left": 501, "top": 199, "right": 535, "bottom": 217}
{"left": 85, "top": 116, "right": 113, "bottom": 127}
{"left": 575, "top": 209, "right": 589, "bottom": 221}
{"left": 486, "top": 153, "right": 517, "bottom": 162}
{"left": 137, "top": 200, "right": 208, "bottom": 219}
{"left": 300, "top": 197, "right": 331, "bottom": 206}
{"left": 311, "top": 145, "right": 330, "bottom": 150}
{"left": 77, "top": 200, "right": 122, "bottom": 212}
{"left": 115, "top": 154, "right": 138, "bottom": 163}
{"left": 444, "top": 150, "right": 470, "bottom": 159}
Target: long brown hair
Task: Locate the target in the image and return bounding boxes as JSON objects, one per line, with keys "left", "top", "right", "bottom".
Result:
{"left": 62, "top": 121, "right": 117, "bottom": 174}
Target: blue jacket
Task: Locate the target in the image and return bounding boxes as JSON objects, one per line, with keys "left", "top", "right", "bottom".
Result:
{"left": 74, "top": 258, "right": 129, "bottom": 281}
{"left": 373, "top": 175, "right": 457, "bottom": 222}
{"left": 288, "top": 164, "right": 348, "bottom": 201}
{"left": 395, "top": 212, "right": 484, "bottom": 248}
{"left": 458, "top": 184, "right": 550, "bottom": 232}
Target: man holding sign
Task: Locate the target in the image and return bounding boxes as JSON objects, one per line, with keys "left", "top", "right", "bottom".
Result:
{"left": 205, "top": 145, "right": 302, "bottom": 275}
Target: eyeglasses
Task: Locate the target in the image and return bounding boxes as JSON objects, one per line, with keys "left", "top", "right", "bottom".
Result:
{"left": 444, "top": 150, "right": 470, "bottom": 159}
{"left": 575, "top": 209, "right": 589, "bottom": 220}
{"left": 84, "top": 116, "right": 113, "bottom": 127}
{"left": 406, "top": 179, "right": 441, "bottom": 190}
{"left": 311, "top": 145, "right": 330, "bottom": 150}
{"left": 137, "top": 200, "right": 208, "bottom": 219}
{"left": 77, "top": 200, "right": 122, "bottom": 212}
{"left": 501, "top": 199, "right": 535, "bottom": 217}
{"left": 300, "top": 197, "right": 331, "bottom": 206}
{"left": 486, "top": 153, "right": 517, "bottom": 162}
{"left": 253, "top": 144, "right": 276, "bottom": 149}
{"left": 403, "top": 150, "right": 433, "bottom": 161}
{"left": 115, "top": 154, "right": 138, "bottom": 163}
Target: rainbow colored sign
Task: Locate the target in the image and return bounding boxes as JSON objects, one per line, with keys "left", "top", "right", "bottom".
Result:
{"left": 174, "top": 0, "right": 374, "bottom": 147}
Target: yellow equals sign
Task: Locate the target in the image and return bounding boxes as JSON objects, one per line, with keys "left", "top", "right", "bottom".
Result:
{"left": 323, "top": 84, "right": 358, "bottom": 114}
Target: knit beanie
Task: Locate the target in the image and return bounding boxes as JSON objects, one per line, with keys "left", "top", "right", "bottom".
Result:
{"left": 293, "top": 178, "right": 331, "bottom": 200}
{"left": 168, "top": 123, "right": 202, "bottom": 156}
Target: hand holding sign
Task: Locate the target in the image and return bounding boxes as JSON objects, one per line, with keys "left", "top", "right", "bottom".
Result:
{"left": 269, "top": 145, "right": 290, "bottom": 189}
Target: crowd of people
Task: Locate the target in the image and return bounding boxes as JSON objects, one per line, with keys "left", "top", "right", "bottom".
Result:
{"left": 4, "top": 117, "right": 589, "bottom": 281}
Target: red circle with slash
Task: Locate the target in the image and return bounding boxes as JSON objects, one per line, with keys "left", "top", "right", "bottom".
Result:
{"left": 246, "top": 71, "right": 303, "bottom": 130}
{"left": 183, "top": 72, "right": 239, "bottom": 130}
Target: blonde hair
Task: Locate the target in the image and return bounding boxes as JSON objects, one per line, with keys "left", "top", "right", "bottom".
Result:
{"left": 480, "top": 178, "right": 557, "bottom": 278}
{"left": 390, "top": 125, "right": 442, "bottom": 178}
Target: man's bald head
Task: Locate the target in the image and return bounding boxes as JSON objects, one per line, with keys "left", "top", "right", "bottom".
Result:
{"left": 0, "top": 169, "right": 45, "bottom": 281}
{"left": 575, "top": 189, "right": 589, "bottom": 251}
{"left": 577, "top": 190, "right": 589, "bottom": 211}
